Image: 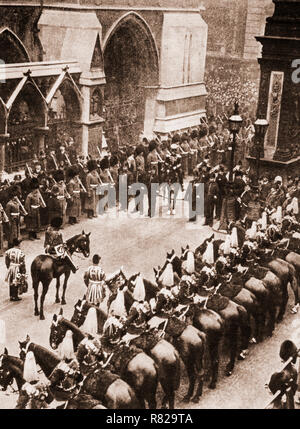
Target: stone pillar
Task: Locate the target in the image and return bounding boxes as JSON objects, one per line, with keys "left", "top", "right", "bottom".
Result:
{"left": 0, "top": 133, "right": 9, "bottom": 178}
{"left": 34, "top": 126, "right": 49, "bottom": 154}
{"left": 248, "top": 0, "right": 300, "bottom": 182}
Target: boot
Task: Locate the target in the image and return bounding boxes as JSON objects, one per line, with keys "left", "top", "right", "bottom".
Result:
{"left": 9, "top": 285, "right": 14, "bottom": 301}
{"left": 88, "top": 210, "right": 93, "bottom": 219}
{"left": 11, "top": 285, "right": 21, "bottom": 301}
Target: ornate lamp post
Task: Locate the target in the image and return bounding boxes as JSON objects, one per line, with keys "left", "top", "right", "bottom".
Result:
{"left": 228, "top": 102, "right": 243, "bottom": 182}
{"left": 254, "top": 118, "right": 269, "bottom": 185}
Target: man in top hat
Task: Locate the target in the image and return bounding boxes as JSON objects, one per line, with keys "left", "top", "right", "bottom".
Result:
{"left": 5, "top": 185, "right": 26, "bottom": 248}
{"left": 24, "top": 178, "right": 43, "bottom": 240}
{"left": 5, "top": 238, "right": 26, "bottom": 301}
{"left": 84, "top": 254, "right": 106, "bottom": 306}
{"left": 44, "top": 217, "right": 78, "bottom": 273}
{"left": 85, "top": 159, "right": 101, "bottom": 219}
{"left": 66, "top": 166, "right": 81, "bottom": 225}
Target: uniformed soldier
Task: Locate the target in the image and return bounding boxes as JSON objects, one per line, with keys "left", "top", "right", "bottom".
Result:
{"left": 180, "top": 133, "right": 191, "bottom": 178}
{"left": 5, "top": 238, "right": 26, "bottom": 301}
{"left": 5, "top": 185, "right": 26, "bottom": 248}
{"left": 47, "top": 185, "right": 62, "bottom": 226}
{"left": 44, "top": 217, "right": 78, "bottom": 273}
{"left": 52, "top": 169, "right": 68, "bottom": 227}
{"left": 66, "top": 166, "right": 81, "bottom": 225}
{"left": 84, "top": 254, "right": 106, "bottom": 306}
{"left": 135, "top": 145, "right": 145, "bottom": 182}
{"left": 85, "top": 159, "right": 101, "bottom": 219}
{"left": 24, "top": 178, "right": 43, "bottom": 240}
{"left": 146, "top": 140, "right": 159, "bottom": 175}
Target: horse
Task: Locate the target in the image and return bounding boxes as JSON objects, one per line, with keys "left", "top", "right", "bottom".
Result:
{"left": 19, "top": 333, "right": 138, "bottom": 409}
{"left": 50, "top": 311, "right": 158, "bottom": 409}
{"left": 0, "top": 349, "right": 25, "bottom": 392}
{"left": 31, "top": 231, "right": 91, "bottom": 320}
{"left": 106, "top": 271, "right": 181, "bottom": 409}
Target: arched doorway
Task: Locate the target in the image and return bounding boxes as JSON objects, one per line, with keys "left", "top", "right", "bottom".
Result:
{"left": 103, "top": 13, "right": 159, "bottom": 148}
{"left": 46, "top": 78, "right": 82, "bottom": 153}
{"left": 6, "top": 81, "right": 46, "bottom": 171}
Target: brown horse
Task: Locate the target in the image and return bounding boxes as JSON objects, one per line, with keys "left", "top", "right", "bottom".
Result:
{"left": 31, "top": 231, "right": 91, "bottom": 320}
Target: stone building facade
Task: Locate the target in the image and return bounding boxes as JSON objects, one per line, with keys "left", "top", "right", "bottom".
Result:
{"left": 0, "top": 0, "right": 208, "bottom": 172}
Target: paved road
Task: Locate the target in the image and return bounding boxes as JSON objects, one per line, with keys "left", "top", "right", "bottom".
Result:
{"left": 0, "top": 194, "right": 299, "bottom": 409}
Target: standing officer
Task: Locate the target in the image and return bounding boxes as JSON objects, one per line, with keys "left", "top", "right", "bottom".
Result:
{"left": 85, "top": 160, "right": 101, "bottom": 219}
{"left": 5, "top": 185, "right": 26, "bottom": 248}
{"left": 66, "top": 166, "right": 81, "bottom": 225}
{"left": 25, "top": 178, "right": 43, "bottom": 240}
{"left": 53, "top": 170, "right": 68, "bottom": 227}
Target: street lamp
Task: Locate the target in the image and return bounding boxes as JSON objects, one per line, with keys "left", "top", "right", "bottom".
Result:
{"left": 228, "top": 102, "right": 243, "bottom": 182}
{"left": 254, "top": 118, "right": 269, "bottom": 185}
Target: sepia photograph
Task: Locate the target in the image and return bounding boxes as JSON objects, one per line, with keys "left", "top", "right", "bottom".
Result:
{"left": 0, "top": 0, "right": 299, "bottom": 413}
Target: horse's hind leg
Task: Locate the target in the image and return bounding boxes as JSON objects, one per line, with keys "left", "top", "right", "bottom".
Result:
{"left": 225, "top": 321, "right": 238, "bottom": 376}
{"left": 61, "top": 271, "right": 71, "bottom": 305}
{"left": 33, "top": 281, "right": 39, "bottom": 316}
{"left": 40, "top": 282, "right": 50, "bottom": 320}
{"left": 55, "top": 278, "right": 60, "bottom": 304}
{"left": 182, "top": 358, "right": 196, "bottom": 402}
{"left": 277, "top": 283, "right": 289, "bottom": 322}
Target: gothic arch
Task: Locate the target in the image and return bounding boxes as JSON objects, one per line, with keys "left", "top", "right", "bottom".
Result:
{"left": 103, "top": 11, "right": 159, "bottom": 85}
{"left": 0, "top": 27, "right": 30, "bottom": 64}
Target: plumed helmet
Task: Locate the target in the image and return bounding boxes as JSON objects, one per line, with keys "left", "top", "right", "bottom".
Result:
{"left": 30, "top": 177, "right": 40, "bottom": 190}
{"left": 172, "top": 133, "right": 181, "bottom": 144}
{"left": 149, "top": 140, "right": 157, "bottom": 152}
{"left": 274, "top": 176, "right": 283, "bottom": 184}
{"left": 133, "top": 275, "right": 146, "bottom": 302}
{"left": 53, "top": 169, "right": 65, "bottom": 182}
{"left": 82, "top": 307, "right": 98, "bottom": 337}
{"left": 50, "top": 217, "right": 63, "bottom": 229}
{"left": 58, "top": 330, "right": 75, "bottom": 361}
{"left": 100, "top": 157, "right": 110, "bottom": 170}
{"left": 87, "top": 159, "right": 98, "bottom": 172}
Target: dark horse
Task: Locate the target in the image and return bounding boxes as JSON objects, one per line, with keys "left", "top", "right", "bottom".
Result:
{"left": 0, "top": 348, "right": 25, "bottom": 392}
{"left": 31, "top": 231, "right": 91, "bottom": 320}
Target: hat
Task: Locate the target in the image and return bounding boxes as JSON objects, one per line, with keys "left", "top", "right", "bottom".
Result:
{"left": 110, "top": 155, "right": 119, "bottom": 167}
{"left": 82, "top": 307, "right": 98, "bottom": 336}
{"left": 149, "top": 140, "right": 157, "bottom": 152}
{"left": 276, "top": 206, "right": 282, "bottom": 223}
{"left": 23, "top": 351, "right": 39, "bottom": 383}
{"left": 100, "top": 157, "right": 110, "bottom": 170}
{"left": 30, "top": 178, "right": 39, "bottom": 190}
{"left": 67, "top": 166, "right": 78, "bottom": 179}
{"left": 171, "top": 143, "right": 178, "bottom": 150}
{"left": 172, "top": 133, "right": 181, "bottom": 144}
{"left": 87, "top": 160, "right": 98, "bottom": 172}
{"left": 261, "top": 211, "right": 268, "bottom": 231}
{"left": 50, "top": 217, "right": 63, "bottom": 229}
{"left": 58, "top": 330, "right": 75, "bottom": 361}
{"left": 230, "top": 227, "right": 238, "bottom": 248}
{"left": 133, "top": 275, "right": 146, "bottom": 302}
{"left": 135, "top": 144, "right": 144, "bottom": 156}
{"left": 185, "top": 251, "right": 195, "bottom": 274}
{"left": 53, "top": 169, "right": 65, "bottom": 182}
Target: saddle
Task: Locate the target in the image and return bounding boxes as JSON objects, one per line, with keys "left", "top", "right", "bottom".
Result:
{"left": 129, "top": 329, "right": 161, "bottom": 352}
{"left": 106, "top": 344, "right": 143, "bottom": 378}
